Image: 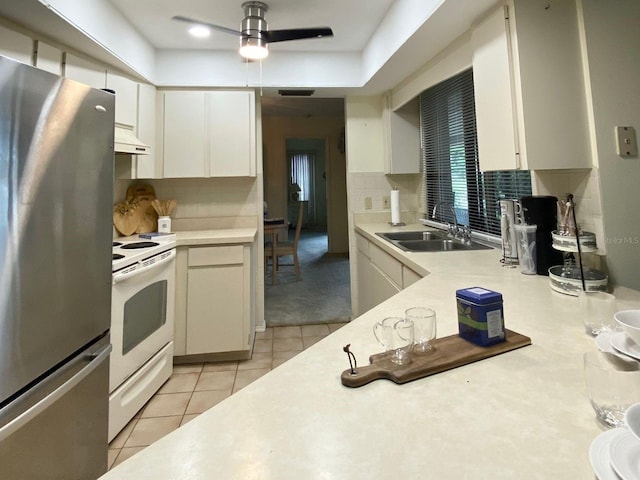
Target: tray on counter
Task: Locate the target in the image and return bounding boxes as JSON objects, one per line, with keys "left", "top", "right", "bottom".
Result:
{"left": 341, "top": 329, "right": 531, "bottom": 388}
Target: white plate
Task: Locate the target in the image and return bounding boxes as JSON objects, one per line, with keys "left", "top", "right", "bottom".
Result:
{"left": 597, "top": 331, "right": 621, "bottom": 354}
{"left": 590, "top": 427, "right": 626, "bottom": 480}
{"left": 610, "top": 332, "right": 640, "bottom": 361}
{"left": 609, "top": 430, "right": 640, "bottom": 480}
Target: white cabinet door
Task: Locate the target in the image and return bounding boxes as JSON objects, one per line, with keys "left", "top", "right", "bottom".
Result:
{"left": 0, "top": 25, "right": 32, "bottom": 65}
{"left": 208, "top": 91, "right": 256, "bottom": 177}
{"left": 185, "top": 245, "right": 251, "bottom": 355}
{"left": 34, "top": 41, "right": 62, "bottom": 75}
{"left": 472, "top": 1, "right": 590, "bottom": 171}
{"left": 472, "top": 6, "right": 520, "bottom": 171}
{"left": 383, "top": 96, "right": 421, "bottom": 174}
{"left": 510, "top": 0, "right": 589, "bottom": 170}
{"left": 135, "top": 83, "right": 158, "bottom": 179}
{"left": 106, "top": 71, "right": 138, "bottom": 128}
{"left": 187, "top": 264, "right": 246, "bottom": 354}
{"left": 356, "top": 248, "right": 374, "bottom": 316}
{"left": 162, "top": 91, "right": 207, "bottom": 178}
{"left": 161, "top": 90, "right": 256, "bottom": 178}
{"left": 65, "top": 53, "right": 106, "bottom": 89}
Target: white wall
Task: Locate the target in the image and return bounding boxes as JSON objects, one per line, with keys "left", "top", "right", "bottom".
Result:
{"left": 580, "top": 0, "right": 640, "bottom": 290}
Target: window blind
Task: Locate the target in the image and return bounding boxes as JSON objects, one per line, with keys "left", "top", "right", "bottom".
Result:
{"left": 419, "top": 68, "right": 532, "bottom": 237}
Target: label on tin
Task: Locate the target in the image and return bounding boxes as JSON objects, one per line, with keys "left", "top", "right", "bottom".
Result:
{"left": 486, "top": 309, "right": 503, "bottom": 338}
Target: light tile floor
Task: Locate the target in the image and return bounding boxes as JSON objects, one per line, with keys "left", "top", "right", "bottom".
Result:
{"left": 108, "top": 322, "right": 347, "bottom": 470}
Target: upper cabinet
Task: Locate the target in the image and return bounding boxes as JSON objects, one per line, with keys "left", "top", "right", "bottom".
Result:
{"left": 472, "top": 0, "right": 590, "bottom": 171}
{"left": 161, "top": 91, "right": 207, "bottom": 178}
{"left": 383, "top": 95, "right": 421, "bottom": 174}
{"left": 106, "top": 70, "right": 138, "bottom": 128}
{"left": 64, "top": 53, "right": 106, "bottom": 90}
{"left": 0, "top": 25, "right": 32, "bottom": 65}
{"left": 134, "top": 83, "right": 159, "bottom": 179}
{"left": 34, "top": 41, "right": 62, "bottom": 75}
{"left": 160, "top": 90, "right": 256, "bottom": 178}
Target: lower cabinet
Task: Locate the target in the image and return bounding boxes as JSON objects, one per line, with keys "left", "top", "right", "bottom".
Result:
{"left": 355, "top": 233, "right": 422, "bottom": 316}
{"left": 174, "top": 244, "right": 254, "bottom": 358}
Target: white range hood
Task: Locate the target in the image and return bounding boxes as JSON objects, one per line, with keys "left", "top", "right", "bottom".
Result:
{"left": 114, "top": 124, "right": 150, "bottom": 155}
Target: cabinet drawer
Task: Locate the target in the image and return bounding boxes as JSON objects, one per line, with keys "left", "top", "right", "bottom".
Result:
{"left": 356, "top": 234, "right": 369, "bottom": 256}
{"left": 188, "top": 245, "right": 243, "bottom": 267}
{"left": 369, "top": 243, "right": 402, "bottom": 287}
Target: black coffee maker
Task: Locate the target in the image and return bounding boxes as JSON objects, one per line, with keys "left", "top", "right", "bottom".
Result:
{"left": 519, "top": 195, "right": 564, "bottom": 276}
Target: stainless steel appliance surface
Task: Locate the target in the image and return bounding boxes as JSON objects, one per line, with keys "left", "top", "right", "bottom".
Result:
{"left": 0, "top": 56, "right": 114, "bottom": 479}
{"left": 109, "top": 236, "right": 176, "bottom": 441}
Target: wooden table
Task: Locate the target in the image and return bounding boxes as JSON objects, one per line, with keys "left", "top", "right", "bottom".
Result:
{"left": 264, "top": 219, "right": 287, "bottom": 285}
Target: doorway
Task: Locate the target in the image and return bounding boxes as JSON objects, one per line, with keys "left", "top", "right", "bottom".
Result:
{"left": 287, "top": 138, "right": 327, "bottom": 232}
{"left": 261, "top": 97, "right": 350, "bottom": 326}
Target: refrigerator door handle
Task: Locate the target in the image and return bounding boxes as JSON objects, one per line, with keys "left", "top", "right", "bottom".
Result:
{"left": 0, "top": 343, "right": 112, "bottom": 442}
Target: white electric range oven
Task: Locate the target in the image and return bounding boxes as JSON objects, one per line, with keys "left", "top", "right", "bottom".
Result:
{"left": 109, "top": 236, "right": 176, "bottom": 441}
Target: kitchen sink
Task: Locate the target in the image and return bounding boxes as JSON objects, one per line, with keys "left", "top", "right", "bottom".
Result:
{"left": 376, "top": 230, "right": 493, "bottom": 252}
{"left": 376, "top": 230, "right": 448, "bottom": 242}
{"left": 394, "top": 238, "right": 493, "bottom": 252}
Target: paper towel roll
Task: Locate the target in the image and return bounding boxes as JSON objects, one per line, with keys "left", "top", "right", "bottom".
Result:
{"left": 390, "top": 189, "right": 401, "bottom": 224}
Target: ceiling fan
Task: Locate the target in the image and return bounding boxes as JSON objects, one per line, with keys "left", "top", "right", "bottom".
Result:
{"left": 173, "top": 1, "right": 334, "bottom": 60}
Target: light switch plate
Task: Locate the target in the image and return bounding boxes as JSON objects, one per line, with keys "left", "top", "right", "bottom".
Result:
{"left": 615, "top": 126, "right": 638, "bottom": 157}
{"left": 364, "top": 196, "right": 372, "bottom": 210}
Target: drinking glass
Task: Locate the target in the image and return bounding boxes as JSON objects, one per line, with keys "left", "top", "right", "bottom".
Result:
{"left": 373, "top": 317, "right": 414, "bottom": 365}
{"left": 405, "top": 307, "right": 437, "bottom": 353}
{"left": 583, "top": 351, "right": 640, "bottom": 427}
{"left": 578, "top": 291, "right": 617, "bottom": 336}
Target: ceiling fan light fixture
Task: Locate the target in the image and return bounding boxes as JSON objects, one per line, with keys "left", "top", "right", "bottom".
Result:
{"left": 239, "top": 36, "right": 269, "bottom": 60}
{"left": 188, "top": 25, "right": 211, "bottom": 38}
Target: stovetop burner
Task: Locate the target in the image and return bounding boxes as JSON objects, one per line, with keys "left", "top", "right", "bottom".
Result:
{"left": 120, "top": 241, "right": 159, "bottom": 249}
{"left": 113, "top": 253, "right": 124, "bottom": 260}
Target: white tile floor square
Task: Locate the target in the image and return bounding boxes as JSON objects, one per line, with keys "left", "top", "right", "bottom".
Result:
{"left": 108, "top": 322, "right": 346, "bottom": 470}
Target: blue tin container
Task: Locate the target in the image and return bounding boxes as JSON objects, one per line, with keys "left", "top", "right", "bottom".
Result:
{"left": 456, "top": 287, "right": 505, "bottom": 346}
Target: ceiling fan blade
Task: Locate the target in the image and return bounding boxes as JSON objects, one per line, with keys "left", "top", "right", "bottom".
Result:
{"left": 172, "top": 15, "right": 242, "bottom": 36}
{"left": 264, "top": 27, "right": 333, "bottom": 44}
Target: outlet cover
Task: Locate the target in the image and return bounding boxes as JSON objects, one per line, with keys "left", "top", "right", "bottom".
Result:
{"left": 615, "top": 126, "right": 638, "bottom": 157}
{"left": 364, "top": 196, "right": 372, "bottom": 210}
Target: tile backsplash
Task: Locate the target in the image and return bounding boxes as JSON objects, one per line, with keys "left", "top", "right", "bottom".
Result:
{"left": 532, "top": 168, "right": 606, "bottom": 256}
{"left": 348, "top": 172, "right": 421, "bottom": 214}
{"left": 114, "top": 177, "right": 259, "bottom": 220}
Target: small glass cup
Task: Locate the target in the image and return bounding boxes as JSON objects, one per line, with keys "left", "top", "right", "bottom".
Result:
{"left": 373, "top": 317, "right": 414, "bottom": 365}
{"left": 578, "top": 291, "right": 617, "bottom": 336}
{"left": 405, "top": 307, "right": 437, "bottom": 353}
{"left": 583, "top": 351, "right": 640, "bottom": 427}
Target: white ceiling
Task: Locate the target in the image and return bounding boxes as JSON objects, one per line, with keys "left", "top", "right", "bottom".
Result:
{"left": 0, "top": 0, "right": 499, "bottom": 101}
{"left": 108, "top": 0, "right": 394, "bottom": 53}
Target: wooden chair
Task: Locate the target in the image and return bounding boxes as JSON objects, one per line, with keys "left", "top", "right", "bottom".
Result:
{"left": 265, "top": 201, "right": 304, "bottom": 281}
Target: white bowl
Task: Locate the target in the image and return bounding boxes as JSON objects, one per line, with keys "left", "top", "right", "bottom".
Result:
{"left": 615, "top": 310, "right": 640, "bottom": 346}
{"left": 625, "top": 403, "right": 640, "bottom": 442}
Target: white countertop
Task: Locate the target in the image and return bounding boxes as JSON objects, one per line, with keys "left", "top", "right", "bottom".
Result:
{"left": 101, "top": 223, "right": 640, "bottom": 479}
{"left": 174, "top": 227, "right": 257, "bottom": 246}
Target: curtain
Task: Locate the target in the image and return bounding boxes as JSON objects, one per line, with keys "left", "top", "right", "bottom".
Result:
{"left": 289, "top": 152, "right": 316, "bottom": 225}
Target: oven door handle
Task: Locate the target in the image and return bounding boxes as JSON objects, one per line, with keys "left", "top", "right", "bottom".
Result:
{"left": 113, "top": 249, "right": 176, "bottom": 285}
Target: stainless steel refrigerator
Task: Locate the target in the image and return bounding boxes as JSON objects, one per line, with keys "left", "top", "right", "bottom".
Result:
{"left": 0, "top": 56, "right": 114, "bottom": 479}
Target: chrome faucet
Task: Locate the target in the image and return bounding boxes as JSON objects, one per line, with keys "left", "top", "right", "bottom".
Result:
{"left": 431, "top": 202, "right": 458, "bottom": 237}
{"left": 431, "top": 202, "right": 472, "bottom": 243}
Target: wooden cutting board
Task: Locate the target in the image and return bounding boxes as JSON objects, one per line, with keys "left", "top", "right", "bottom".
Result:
{"left": 113, "top": 200, "right": 143, "bottom": 236}
{"left": 125, "top": 183, "right": 158, "bottom": 233}
{"left": 341, "top": 329, "right": 531, "bottom": 388}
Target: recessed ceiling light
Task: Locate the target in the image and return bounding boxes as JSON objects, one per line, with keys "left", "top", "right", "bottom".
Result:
{"left": 188, "top": 25, "right": 210, "bottom": 38}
